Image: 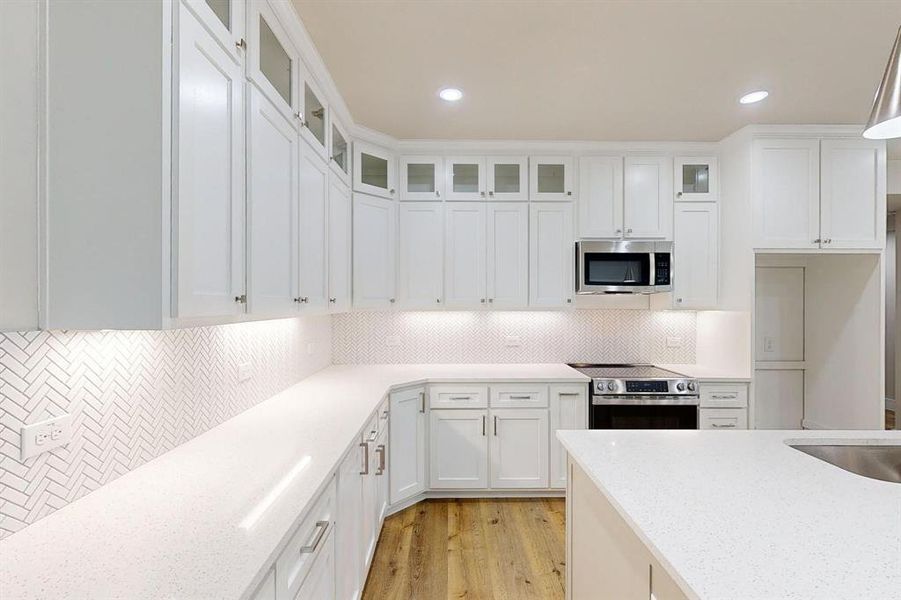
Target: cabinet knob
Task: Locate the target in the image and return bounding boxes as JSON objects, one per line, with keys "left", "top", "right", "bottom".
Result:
{"left": 676, "top": 298, "right": 683, "bottom": 303}
{"left": 566, "top": 298, "right": 572, "bottom": 304}
{"left": 677, "top": 191, "right": 683, "bottom": 198}
{"left": 488, "top": 190, "right": 494, "bottom": 196}
{"left": 480, "top": 191, "right": 486, "bottom": 198}
{"left": 236, "top": 38, "right": 246, "bottom": 51}
{"left": 390, "top": 188, "right": 395, "bottom": 195}
{"left": 329, "top": 298, "right": 336, "bottom": 303}
{"left": 626, "top": 228, "right": 633, "bottom": 233}
{"left": 480, "top": 298, "right": 486, "bottom": 303}
{"left": 436, "top": 298, "right": 441, "bottom": 303}
{"left": 234, "top": 294, "right": 247, "bottom": 304}
{"left": 488, "top": 298, "right": 493, "bottom": 303}
{"left": 615, "top": 228, "right": 622, "bottom": 234}
{"left": 814, "top": 238, "right": 822, "bottom": 244}
{"left": 294, "top": 297, "right": 309, "bottom": 304}
{"left": 824, "top": 238, "right": 832, "bottom": 244}
{"left": 389, "top": 298, "right": 396, "bottom": 303}
{"left": 436, "top": 190, "right": 440, "bottom": 197}
{"left": 566, "top": 191, "right": 572, "bottom": 196}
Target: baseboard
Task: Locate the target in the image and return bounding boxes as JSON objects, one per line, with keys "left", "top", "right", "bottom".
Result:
{"left": 386, "top": 489, "right": 566, "bottom": 517}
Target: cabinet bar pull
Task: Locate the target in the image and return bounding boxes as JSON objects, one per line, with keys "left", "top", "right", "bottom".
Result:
{"left": 508, "top": 395, "right": 532, "bottom": 400}
{"left": 711, "top": 423, "right": 736, "bottom": 428}
{"left": 710, "top": 394, "right": 737, "bottom": 400}
{"left": 360, "top": 442, "right": 370, "bottom": 474}
{"left": 482, "top": 415, "right": 486, "bottom": 436}
{"left": 557, "top": 392, "right": 581, "bottom": 396}
{"left": 300, "top": 521, "right": 329, "bottom": 554}
{"left": 375, "top": 444, "right": 386, "bottom": 475}
{"left": 419, "top": 391, "right": 425, "bottom": 413}
{"left": 494, "top": 415, "right": 498, "bottom": 436}
{"left": 449, "top": 396, "right": 471, "bottom": 401}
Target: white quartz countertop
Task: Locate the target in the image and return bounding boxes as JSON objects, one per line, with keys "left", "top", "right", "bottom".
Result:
{"left": 0, "top": 363, "right": 587, "bottom": 600}
{"left": 658, "top": 363, "right": 751, "bottom": 381}
{"left": 558, "top": 429, "right": 901, "bottom": 600}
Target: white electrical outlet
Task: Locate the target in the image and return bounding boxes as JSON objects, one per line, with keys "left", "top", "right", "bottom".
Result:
{"left": 504, "top": 336, "right": 521, "bottom": 347}
{"left": 385, "top": 335, "right": 401, "bottom": 347}
{"left": 237, "top": 362, "right": 253, "bottom": 383}
{"left": 666, "top": 336, "right": 683, "bottom": 348}
{"left": 21, "top": 414, "right": 72, "bottom": 460}
{"left": 764, "top": 336, "right": 776, "bottom": 353}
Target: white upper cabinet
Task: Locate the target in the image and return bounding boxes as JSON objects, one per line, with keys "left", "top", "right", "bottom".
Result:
{"left": 444, "top": 203, "right": 487, "bottom": 307}
{"left": 400, "top": 156, "right": 444, "bottom": 201}
{"left": 530, "top": 156, "right": 574, "bottom": 201}
{"left": 486, "top": 203, "right": 529, "bottom": 308}
{"left": 301, "top": 75, "right": 329, "bottom": 162}
{"left": 247, "top": 0, "right": 299, "bottom": 125}
{"left": 398, "top": 203, "right": 444, "bottom": 308}
{"left": 247, "top": 86, "right": 297, "bottom": 317}
{"left": 674, "top": 156, "right": 718, "bottom": 202}
{"left": 353, "top": 193, "right": 396, "bottom": 308}
{"left": 389, "top": 388, "right": 427, "bottom": 504}
{"left": 429, "top": 409, "right": 489, "bottom": 489}
{"left": 327, "top": 178, "right": 351, "bottom": 313}
{"left": 489, "top": 409, "right": 549, "bottom": 489}
{"left": 578, "top": 156, "right": 623, "bottom": 238}
{"left": 624, "top": 155, "right": 672, "bottom": 239}
{"left": 175, "top": 5, "right": 245, "bottom": 319}
{"left": 752, "top": 138, "right": 820, "bottom": 249}
{"left": 486, "top": 156, "right": 529, "bottom": 201}
{"left": 354, "top": 141, "right": 396, "bottom": 199}
{"left": 445, "top": 157, "right": 487, "bottom": 201}
{"left": 819, "top": 139, "right": 885, "bottom": 250}
{"left": 673, "top": 203, "right": 718, "bottom": 309}
{"left": 530, "top": 202, "right": 574, "bottom": 308}
{"left": 184, "top": 0, "right": 246, "bottom": 62}
{"left": 329, "top": 118, "right": 351, "bottom": 186}
{"left": 297, "top": 139, "right": 329, "bottom": 311}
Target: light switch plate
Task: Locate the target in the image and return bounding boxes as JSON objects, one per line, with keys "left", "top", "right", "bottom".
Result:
{"left": 763, "top": 336, "right": 776, "bottom": 353}
{"left": 21, "top": 414, "right": 72, "bottom": 460}
{"left": 237, "top": 362, "right": 253, "bottom": 383}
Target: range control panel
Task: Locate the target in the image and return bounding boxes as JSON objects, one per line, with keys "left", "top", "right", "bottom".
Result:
{"left": 593, "top": 378, "right": 698, "bottom": 395}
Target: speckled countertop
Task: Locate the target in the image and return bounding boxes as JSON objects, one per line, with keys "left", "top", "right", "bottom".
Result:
{"left": 0, "top": 364, "right": 587, "bottom": 600}
{"left": 558, "top": 429, "right": 901, "bottom": 600}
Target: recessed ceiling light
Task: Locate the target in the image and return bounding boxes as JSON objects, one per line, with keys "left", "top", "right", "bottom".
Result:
{"left": 438, "top": 87, "right": 463, "bottom": 102}
{"left": 739, "top": 90, "right": 769, "bottom": 105}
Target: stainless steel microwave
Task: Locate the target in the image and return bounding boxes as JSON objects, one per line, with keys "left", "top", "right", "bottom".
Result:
{"left": 575, "top": 240, "right": 673, "bottom": 294}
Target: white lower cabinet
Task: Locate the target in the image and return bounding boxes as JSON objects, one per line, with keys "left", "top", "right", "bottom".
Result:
{"left": 250, "top": 568, "right": 276, "bottom": 600}
{"left": 360, "top": 428, "right": 380, "bottom": 569}
{"left": 549, "top": 384, "right": 588, "bottom": 489}
{"left": 335, "top": 445, "right": 363, "bottom": 600}
{"left": 489, "top": 409, "right": 549, "bottom": 489}
{"left": 429, "top": 409, "right": 489, "bottom": 489}
{"left": 275, "top": 478, "right": 335, "bottom": 600}
{"left": 699, "top": 383, "right": 749, "bottom": 430}
{"left": 389, "top": 387, "right": 427, "bottom": 504}
{"left": 294, "top": 531, "right": 335, "bottom": 600}
{"left": 699, "top": 408, "right": 748, "bottom": 430}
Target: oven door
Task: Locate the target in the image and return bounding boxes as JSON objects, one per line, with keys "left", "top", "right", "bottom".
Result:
{"left": 576, "top": 241, "right": 662, "bottom": 294}
{"left": 590, "top": 401, "right": 698, "bottom": 429}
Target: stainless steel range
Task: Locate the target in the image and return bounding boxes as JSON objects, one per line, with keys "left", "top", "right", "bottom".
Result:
{"left": 568, "top": 363, "right": 700, "bottom": 429}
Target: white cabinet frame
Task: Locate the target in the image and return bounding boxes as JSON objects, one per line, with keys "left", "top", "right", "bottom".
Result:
{"left": 674, "top": 156, "right": 718, "bottom": 202}
{"left": 819, "top": 138, "right": 885, "bottom": 250}
{"left": 486, "top": 156, "right": 529, "bottom": 201}
{"left": 445, "top": 156, "right": 486, "bottom": 201}
{"left": 246, "top": 0, "right": 301, "bottom": 126}
{"left": 577, "top": 156, "right": 623, "bottom": 239}
{"left": 400, "top": 156, "right": 444, "bottom": 201}
{"left": 530, "top": 156, "right": 574, "bottom": 201}
{"left": 353, "top": 141, "right": 396, "bottom": 199}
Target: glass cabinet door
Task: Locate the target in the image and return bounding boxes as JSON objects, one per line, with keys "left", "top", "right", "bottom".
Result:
{"left": 400, "top": 156, "right": 443, "bottom": 201}
{"left": 301, "top": 78, "right": 328, "bottom": 160}
{"left": 353, "top": 141, "right": 396, "bottom": 199}
{"left": 530, "top": 156, "right": 574, "bottom": 201}
{"left": 674, "top": 156, "right": 717, "bottom": 202}
{"left": 330, "top": 120, "right": 350, "bottom": 185}
{"left": 185, "top": 0, "right": 245, "bottom": 60}
{"left": 445, "top": 157, "right": 486, "bottom": 201}
{"left": 486, "top": 156, "right": 528, "bottom": 201}
{"left": 248, "top": 1, "right": 299, "bottom": 123}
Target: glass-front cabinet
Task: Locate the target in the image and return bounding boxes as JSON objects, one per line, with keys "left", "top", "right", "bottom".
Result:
{"left": 353, "top": 141, "right": 396, "bottom": 199}
{"left": 185, "top": 0, "right": 245, "bottom": 61}
{"left": 486, "top": 156, "right": 528, "bottom": 201}
{"left": 530, "top": 156, "right": 574, "bottom": 201}
{"left": 400, "top": 156, "right": 444, "bottom": 201}
{"left": 445, "top": 157, "right": 486, "bottom": 201}
{"left": 247, "top": 1, "right": 300, "bottom": 125}
{"left": 301, "top": 77, "right": 328, "bottom": 161}
{"left": 674, "top": 156, "right": 717, "bottom": 202}
{"left": 330, "top": 118, "right": 350, "bottom": 185}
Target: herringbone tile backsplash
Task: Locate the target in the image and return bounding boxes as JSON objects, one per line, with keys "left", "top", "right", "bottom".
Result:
{"left": 333, "top": 310, "right": 696, "bottom": 364}
{"left": 0, "top": 316, "right": 331, "bottom": 538}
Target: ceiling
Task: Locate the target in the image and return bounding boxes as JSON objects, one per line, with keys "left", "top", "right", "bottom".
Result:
{"left": 293, "top": 0, "right": 901, "bottom": 141}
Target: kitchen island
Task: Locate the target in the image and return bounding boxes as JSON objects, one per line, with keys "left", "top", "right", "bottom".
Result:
{"left": 557, "top": 430, "right": 901, "bottom": 600}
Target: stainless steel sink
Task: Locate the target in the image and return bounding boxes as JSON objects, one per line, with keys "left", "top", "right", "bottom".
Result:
{"left": 789, "top": 443, "right": 901, "bottom": 483}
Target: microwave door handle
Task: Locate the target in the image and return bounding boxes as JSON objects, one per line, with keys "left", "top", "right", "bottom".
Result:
{"left": 649, "top": 252, "right": 656, "bottom": 288}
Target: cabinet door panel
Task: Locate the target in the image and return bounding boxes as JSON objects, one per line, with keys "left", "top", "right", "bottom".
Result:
{"left": 752, "top": 139, "right": 820, "bottom": 249}
{"left": 247, "top": 0, "right": 299, "bottom": 122}
{"left": 429, "top": 409, "right": 488, "bottom": 489}
{"left": 398, "top": 204, "right": 444, "bottom": 308}
{"left": 400, "top": 156, "right": 444, "bottom": 201}
{"left": 486, "top": 203, "right": 529, "bottom": 308}
{"left": 353, "top": 193, "right": 396, "bottom": 308}
{"left": 176, "top": 6, "right": 245, "bottom": 318}
{"left": 445, "top": 157, "right": 486, "bottom": 201}
{"left": 529, "top": 202, "right": 574, "bottom": 308}
{"left": 336, "top": 446, "right": 363, "bottom": 600}
{"left": 247, "top": 87, "right": 297, "bottom": 316}
{"left": 298, "top": 140, "right": 329, "bottom": 310}
{"left": 300, "top": 77, "right": 328, "bottom": 161}
{"left": 673, "top": 203, "right": 718, "bottom": 309}
{"left": 489, "top": 409, "right": 549, "bottom": 489}
{"left": 624, "top": 156, "right": 672, "bottom": 239}
{"left": 578, "top": 156, "right": 623, "bottom": 238}
{"left": 674, "top": 156, "right": 717, "bottom": 202}
{"left": 486, "top": 156, "right": 528, "bottom": 201}
{"left": 530, "top": 156, "right": 574, "bottom": 201}
{"left": 184, "top": 0, "right": 245, "bottom": 64}
{"left": 294, "top": 530, "right": 335, "bottom": 600}
{"left": 390, "top": 388, "right": 427, "bottom": 504}
{"left": 327, "top": 180, "right": 351, "bottom": 312}
{"left": 820, "top": 139, "right": 885, "bottom": 249}
{"left": 549, "top": 385, "right": 587, "bottom": 489}
{"left": 354, "top": 141, "right": 396, "bottom": 199}
{"left": 444, "top": 203, "right": 486, "bottom": 307}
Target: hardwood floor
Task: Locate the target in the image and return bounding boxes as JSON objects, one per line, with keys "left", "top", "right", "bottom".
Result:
{"left": 362, "top": 498, "right": 566, "bottom": 600}
{"left": 888, "top": 409, "right": 896, "bottom": 430}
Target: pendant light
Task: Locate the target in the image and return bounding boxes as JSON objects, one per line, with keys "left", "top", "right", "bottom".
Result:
{"left": 864, "top": 26, "right": 901, "bottom": 139}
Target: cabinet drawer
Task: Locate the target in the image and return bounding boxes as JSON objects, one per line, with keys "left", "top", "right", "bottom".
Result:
{"left": 275, "top": 476, "right": 336, "bottom": 600}
{"left": 699, "top": 408, "right": 748, "bottom": 430}
{"left": 490, "top": 384, "right": 548, "bottom": 408}
{"left": 700, "top": 384, "right": 748, "bottom": 409}
{"left": 375, "top": 398, "right": 390, "bottom": 436}
{"left": 429, "top": 384, "right": 489, "bottom": 409}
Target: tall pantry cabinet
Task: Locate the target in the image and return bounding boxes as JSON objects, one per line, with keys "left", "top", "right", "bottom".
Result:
{"left": 37, "top": 0, "right": 350, "bottom": 330}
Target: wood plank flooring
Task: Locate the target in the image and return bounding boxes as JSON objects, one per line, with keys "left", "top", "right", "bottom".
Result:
{"left": 362, "top": 498, "right": 566, "bottom": 600}
{"left": 888, "top": 409, "right": 896, "bottom": 430}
